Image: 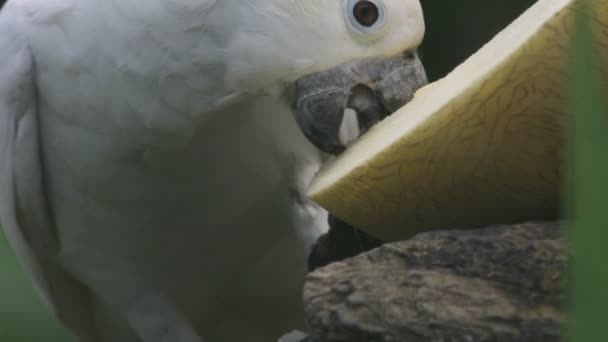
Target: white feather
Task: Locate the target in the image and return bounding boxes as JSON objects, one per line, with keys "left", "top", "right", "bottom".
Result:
{"left": 0, "top": 0, "right": 425, "bottom": 340}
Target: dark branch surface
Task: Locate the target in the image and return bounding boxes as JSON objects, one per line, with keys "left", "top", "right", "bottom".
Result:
{"left": 302, "top": 221, "right": 565, "bottom": 342}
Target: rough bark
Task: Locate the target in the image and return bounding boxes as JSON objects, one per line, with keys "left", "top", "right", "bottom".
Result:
{"left": 301, "top": 221, "right": 565, "bottom": 342}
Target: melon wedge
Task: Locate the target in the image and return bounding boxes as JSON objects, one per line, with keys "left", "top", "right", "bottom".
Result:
{"left": 307, "top": 0, "right": 608, "bottom": 241}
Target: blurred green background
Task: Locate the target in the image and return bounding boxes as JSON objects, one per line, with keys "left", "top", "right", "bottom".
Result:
{"left": 0, "top": 236, "right": 72, "bottom": 341}
{"left": 2, "top": 0, "right": 580, "bottom": 341}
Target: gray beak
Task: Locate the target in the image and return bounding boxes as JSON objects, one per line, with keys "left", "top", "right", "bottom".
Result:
{"left": 290, "top": 51, "right": 427, "bottom": 155}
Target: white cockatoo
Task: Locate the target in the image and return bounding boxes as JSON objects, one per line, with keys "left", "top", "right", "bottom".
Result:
{"left": 0, "top": 0, "right": 426, "bottom": 340}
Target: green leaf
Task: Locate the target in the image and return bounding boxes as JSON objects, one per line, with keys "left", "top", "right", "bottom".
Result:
{"left": 566, "top": 2, "right": 608, "bottom": 341}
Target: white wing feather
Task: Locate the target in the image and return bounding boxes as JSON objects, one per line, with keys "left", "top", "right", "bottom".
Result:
{"left": 0, "top": 4, "right": 99, "bottom": 341}
{"left": 0, "top": 1, "right": 330, "bottom": 340}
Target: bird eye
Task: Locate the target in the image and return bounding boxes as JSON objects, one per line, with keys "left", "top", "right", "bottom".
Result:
{"left": 346, "top": 0, "right": 386, "bottom": 33}
{"left": 353, "top": 1, "right": 378, "bottom": 27}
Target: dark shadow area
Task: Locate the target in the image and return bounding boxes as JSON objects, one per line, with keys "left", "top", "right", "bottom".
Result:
{"left": 420, "top": 0, "right": 538, "bottom": 81}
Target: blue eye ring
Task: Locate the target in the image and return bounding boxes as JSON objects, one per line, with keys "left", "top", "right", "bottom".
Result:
{"left": 345, "top": 0, "right": 387, "bottom": 33}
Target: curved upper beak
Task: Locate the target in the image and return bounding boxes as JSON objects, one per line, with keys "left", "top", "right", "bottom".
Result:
{"left": 290, "top": 51, "right": 427, "bottom": 155}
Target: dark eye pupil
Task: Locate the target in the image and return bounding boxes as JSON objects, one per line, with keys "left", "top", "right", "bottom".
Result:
{"left": 353, "top": 1, "right": 379, "bottom": 27}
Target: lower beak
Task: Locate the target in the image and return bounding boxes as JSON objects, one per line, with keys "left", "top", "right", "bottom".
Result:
{"left": 291, "top": 51, "right": 427, "bottom": 155}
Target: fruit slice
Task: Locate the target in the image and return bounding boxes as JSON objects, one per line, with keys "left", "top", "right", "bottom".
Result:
{"left": 307, "top": 0, "right": 608, "bottom": 241}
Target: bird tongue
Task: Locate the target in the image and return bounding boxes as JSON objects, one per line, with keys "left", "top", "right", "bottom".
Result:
{"left": 346, "top": 84, "right": 389, "bottom": 136}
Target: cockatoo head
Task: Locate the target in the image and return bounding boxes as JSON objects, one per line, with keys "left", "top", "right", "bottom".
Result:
{"left": 225, "top": 0, "right": 427, "bottom": 153}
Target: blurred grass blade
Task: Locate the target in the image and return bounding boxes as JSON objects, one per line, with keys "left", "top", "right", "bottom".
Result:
{"left": 567, "top": 2, "right": 608, "bottom": 341}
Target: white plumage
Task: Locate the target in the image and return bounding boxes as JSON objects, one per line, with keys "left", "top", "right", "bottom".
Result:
{"left": 0, "top": 0, "right": 424, "bottom": 340}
